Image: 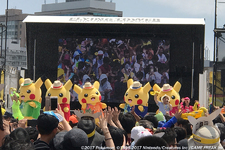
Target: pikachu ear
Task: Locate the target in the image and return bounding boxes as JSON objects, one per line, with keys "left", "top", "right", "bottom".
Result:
{"left": 35, "top": 78, "right": 43, "bottom": 88}
{"left": 64, "top": 80, "right": 72, "bottom": 90}
{"left": 143, "top": 82, "right": 151, "bottom": 93}
{"left": 127, "top": 79, "right": 133, "bottom": 89}
{"left": 19, "top": 78, "right": 24, "bottom": 86}
{"left": 173, "top": 81, "right": 181, "bottom": 93}
{"left": 44, "top": 79, "right": 52, "bottom": 90}
{"left": 93, "top": 81, "right": 100, "bottom": 89}
{"left": 73, "top": 84, "right": 82, "bottom": 95}
{"left": 153, "top": 84, "right": 161, "bottom": 92}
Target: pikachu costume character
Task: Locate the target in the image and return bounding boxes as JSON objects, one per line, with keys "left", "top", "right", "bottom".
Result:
{"left": 153, "top": 82, "right": 181, "bottom": 116}
{"left": 119, "top": 79, "right": 151, "bottom": 117}
{"left": 45, "top": 80, "right": 72, "bottom": 121}
{"left": 73, "top": 82, "right": 107, "bottom": 114}
{"left": 19, "top": 78, "right": 43, "bottom": 119}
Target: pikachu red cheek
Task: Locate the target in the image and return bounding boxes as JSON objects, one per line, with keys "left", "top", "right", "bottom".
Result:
{"left": 137, "top": 99, "right": 143, "bottom": 105}
{"left": 30, "top": 94, "right": 35, "bottom": 100}
{"left": 82, "top": 98, "right": 87, "bottom": 103}
{"left": 62, "top": 97, "right": 67, "bottom": 103}
{"left": 99, "top": 95, "right": 102, "bottom": 101}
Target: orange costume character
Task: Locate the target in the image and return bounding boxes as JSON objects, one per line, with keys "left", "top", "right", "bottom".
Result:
{"left": 45, "top": 79, "right": 72, "bottom": 121}
{"left": 73, "top": 82, "right": 107, "bottom": 114}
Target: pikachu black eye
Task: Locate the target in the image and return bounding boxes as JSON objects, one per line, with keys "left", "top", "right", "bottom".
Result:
{"left": 48, "top": 93, "right": 51, "bottom": 96}
{"left": 27, "top": 90, "right": 31, "bottom": 93}
{"left": 59, "top": 93, "right": 63, "bottom": 97}
{"left": 96, "top": 92, "right": 99, "bottom": 95}
{"left": 171, "top": 95, "right": 175, "bottom": 99}
{"left": 135, "top": 94, "right": 139, "bottom": 98}
{"left": 125, "top": 93, "right": 128, "bottom": 96}
{"left": 84, "top": 94, "right": 88, "bottom": 97}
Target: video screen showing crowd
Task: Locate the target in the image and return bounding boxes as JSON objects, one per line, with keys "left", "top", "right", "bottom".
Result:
{"left": 57, "top": 37, "right": 170, "bottom": 103}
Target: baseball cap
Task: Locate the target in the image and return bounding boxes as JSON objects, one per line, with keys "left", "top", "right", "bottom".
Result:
{"left": 63, "top": 128, "right": 88, "bottom": 150}
{"left": 37, "top": 113, "right": 59, "bottom": 133}
{"left": 69, "top": 115, "right": 78, "bottom": 124}
{"left": 131, "top": 126, "right": 146, "bottom": 140}
{"left": 98, "top": 50, "right": 103, "bottom": 55}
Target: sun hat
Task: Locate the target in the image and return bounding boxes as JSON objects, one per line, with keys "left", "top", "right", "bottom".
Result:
{"left": 21, "top": 78, "right": 33, "bottom": 86}
{"left": 161, "top": 84, "right": 172, "bottom": 92}
{"left": 130, "top": 81, "right": 142, "bottom": 90}
{"left": 51, "top": 80, "right": 63, "bottom": 89}
{"left": 82, "top": 82, "right": 93, "bottom": 89}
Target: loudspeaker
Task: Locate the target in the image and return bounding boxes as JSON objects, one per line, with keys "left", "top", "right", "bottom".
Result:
{"left": 221, "top": 70, "right": 225, "bottom": 87}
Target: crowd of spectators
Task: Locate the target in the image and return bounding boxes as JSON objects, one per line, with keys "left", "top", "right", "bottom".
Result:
{"left": 1, "top": 103, "right": 225, "bottom": 150}
{"left": 57, "top": 38, "right": 170, "bottom": 102}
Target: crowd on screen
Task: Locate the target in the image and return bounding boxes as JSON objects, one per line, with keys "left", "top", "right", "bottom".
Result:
{"left": 57, "top": 38, "right": 170, "bottom": 102}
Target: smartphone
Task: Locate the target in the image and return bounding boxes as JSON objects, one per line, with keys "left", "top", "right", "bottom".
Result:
{"left": 50, "top": 97, "right": 58, "bottom": 111}
{"left": 27, "top": 119, "right": 38, "bottom": 127}
{"left": 45, "top": 96, "right": 51, "bottom": 111}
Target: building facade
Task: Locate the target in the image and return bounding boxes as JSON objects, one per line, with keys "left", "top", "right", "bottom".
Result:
{"left": 35, "top": 0, "right": 122, "bottom": 17}
{"left": 0, "top": 9, "right": 30, "bottom": 48}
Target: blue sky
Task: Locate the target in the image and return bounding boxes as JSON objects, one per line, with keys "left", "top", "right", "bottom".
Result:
{"left": 1, "top": 0, "right": 225, "bottom": 60}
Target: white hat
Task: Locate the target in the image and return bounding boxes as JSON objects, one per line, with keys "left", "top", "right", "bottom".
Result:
{"left": 134, "top": 130, "right": 152, "bottom": 142}
{"left": 188, "top": 125, "right": 223, "bottom": 149}
{"left": 98, "top": 50, "right": 103, "bottom": 55}
{"left": 51, "top": 80, "right": 63, "bottom": 89}
{"left": 21, "top": 78, "right": 33, "bottom": 86}
{"left": 82, "top": 82, "right": 93, "bottom": 89}
{"left": 131, "top": 126, "right": 146, "bottom": 140}
{"left": 130, "top": 81, "right": 142, "bottom": 90}
{"left": 161, "top": 84, "right": 172, "bottom": 92}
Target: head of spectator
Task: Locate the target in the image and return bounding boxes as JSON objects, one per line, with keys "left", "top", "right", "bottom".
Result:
{"left": 103, "top": 57, "right": 110, "bottom": 66}
{"left": 76, "top": 111, "right": 104, "bottom": 146}
{"left": 51, "top": 131, "right": 67, "bottom": 150}
{"left": 73, "top": 51, "right": 80, "bottom": 61}
{"left": 188, "top": 125, "right": 223, "bottom": 149}
{"left": 154, "top": 128, "right": 177, "bottom": 148}
{"left": 82, "top": 75, "right": 90, "bottom": 85}
{"left": 132, "top": 126, "right": 152, "bottom": 143}
{"left": 215, "top": 123, "right": 225, "bottom": 144}
{"left": 173, "top": 126, "right": 187, "bottom": 143}
{"left": 135, "top": 135, "right": 168, "bottom": 147}
{"left": 69, "top": 114, "right": 78, "bottom": 128}
{"left": 158, "top": 46, "right": 164, "bottom": 56}
{"left": 138, "top": 120, "right": 154, "bottom": 134}
{"left": 143, "top": 114, "right": 158, "bottom": 128}
{"left": 34, "top": 113, "right": 59, "bottom": 149}
{"left": 98, "top": 50, "right": 104, "bottom": 59}
{"left": 63, "top": 128, "right": 88, "bottom": 150}
{"left": 108, "top": 126, "right": 124, "bottom": 149}
{"left": 176, "top": 118, "right": 192, "bottom": 138}
{"left": 25, "top": 127, "right": 39, "bottom": 142}
{"left": 2, "top": 128, "right": 34, "bottom": 150}
{"left": 119, "top": 112, "right": 136, "bottom": 134}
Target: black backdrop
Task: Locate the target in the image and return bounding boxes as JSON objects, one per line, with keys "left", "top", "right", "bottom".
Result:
{"left": 25, "top": 22, "right": 204, "bottom": 111}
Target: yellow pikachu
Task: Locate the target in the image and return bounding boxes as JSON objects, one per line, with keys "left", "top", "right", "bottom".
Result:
{"left": 73, "top": 81, "right": 107, "bottom": 114}
{"left": 119, "top": 79, "right": 151, "bottom": 117}
{"left": 153, "top": 81, "right": 181, "bottom": 116}
{"left": 19, "top": 78, "right": 43, "bottom": 119}
{"left": 45, "top": 79, "right": 72, "bottom": 121}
